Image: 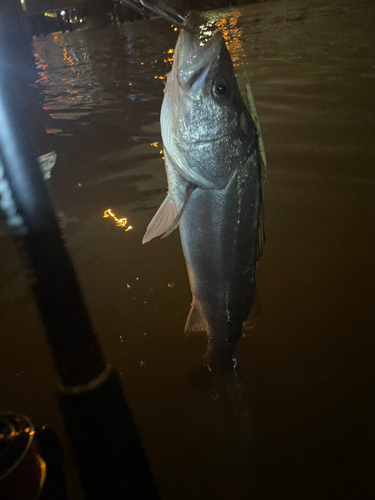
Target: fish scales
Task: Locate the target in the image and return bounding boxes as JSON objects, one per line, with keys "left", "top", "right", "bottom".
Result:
{"left": 143, "top": 16, "right": 263, "bottom": 368}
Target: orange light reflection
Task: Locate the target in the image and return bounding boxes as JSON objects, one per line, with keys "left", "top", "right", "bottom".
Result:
{"left": 215, "top": 11, "right": 243, "bottom": 66}
{"left": 103, "top": 209, "right": 133, "bottom": 232}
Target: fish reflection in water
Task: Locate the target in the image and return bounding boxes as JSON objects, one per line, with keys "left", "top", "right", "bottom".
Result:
{"left": 143, "top": 13, "right": 264, "bottom": 376}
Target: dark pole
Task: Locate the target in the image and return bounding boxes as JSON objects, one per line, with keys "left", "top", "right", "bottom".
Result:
{"left": 0, "top": 4, "right": 160, "bottom": 499}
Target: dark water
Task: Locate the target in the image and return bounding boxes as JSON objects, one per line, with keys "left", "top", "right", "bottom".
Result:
{"left": 1, "top": 0, "right": 375, "bottom": 498}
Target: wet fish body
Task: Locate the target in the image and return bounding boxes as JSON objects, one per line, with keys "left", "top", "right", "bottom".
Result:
{"left": 144, "top": 18, "right": 264, "bottom": 367}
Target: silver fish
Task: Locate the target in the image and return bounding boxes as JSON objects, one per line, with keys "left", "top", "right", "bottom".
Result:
{"left": 143, "top": 17, "right": 264, "bottom": 369}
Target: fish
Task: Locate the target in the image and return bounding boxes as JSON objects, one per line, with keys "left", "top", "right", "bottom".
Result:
{"left": 143, "top": 15, "right": 264, "bottom": 369}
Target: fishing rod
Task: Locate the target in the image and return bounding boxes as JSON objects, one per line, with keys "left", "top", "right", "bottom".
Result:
{"left": 0, "top": 3, "right": 160, "bottom": 499}
{"left": 123, "top": 0, "right": 199, "bottom": 33}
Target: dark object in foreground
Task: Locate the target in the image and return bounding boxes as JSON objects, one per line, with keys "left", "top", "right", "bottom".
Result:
{"left": 0, "top": 10, "right": 160, "bottom": 500}
{"left": 59, "top": 366, "right": 160, "bottom": 500}
{"left": 0, "top": 413, "right": 67, "bottom": 500}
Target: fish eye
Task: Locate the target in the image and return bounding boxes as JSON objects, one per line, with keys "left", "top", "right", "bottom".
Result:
{"left": 212, "top": 80, "right": 230, "bottom": 99}
{"left": 216, "top": 82, "right": 227, "bottom": 95}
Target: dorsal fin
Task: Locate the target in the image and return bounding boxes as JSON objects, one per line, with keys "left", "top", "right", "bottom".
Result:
{"left": 243, "top": 284, "right": 261, "bottom": 331}
{"left": 246, "top": 83, "right": 267, "bottom": 169}
{"left": 257, "top": 203, "right": 265, "bottom": 263}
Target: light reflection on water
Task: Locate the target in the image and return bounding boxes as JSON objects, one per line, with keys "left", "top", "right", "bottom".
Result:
{"left": 216, "top": 11, "right": 243, "bottom": 65}
{"left": 32, "top": 20, "right": 176, "bottom": 128}
{"left": 103, "top": 208, "right": 133, "bottom": 231}
{"left": 32, "top": 12, "right": 245, "bottom": 131}
{"left": 199, "top": 10, "right": 244, "bottom": 67}
{"left": 1, "top": 0, "right": 375, "bottom": 499}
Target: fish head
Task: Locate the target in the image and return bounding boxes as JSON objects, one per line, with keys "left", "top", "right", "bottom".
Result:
{"left": 162, "top": 18, "right": 255, "bottom": 189}
{"left": 175, "top": 24, "right": 251, "bottom": 141}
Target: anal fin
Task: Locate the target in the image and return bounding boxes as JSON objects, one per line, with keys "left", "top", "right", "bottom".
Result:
{"left": 184, "top": 304, "right": 206, "bottom": 336}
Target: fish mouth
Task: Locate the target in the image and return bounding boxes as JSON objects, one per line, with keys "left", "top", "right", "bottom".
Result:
{"left": 176, "top": 23, "right": 224, "bottom": 92}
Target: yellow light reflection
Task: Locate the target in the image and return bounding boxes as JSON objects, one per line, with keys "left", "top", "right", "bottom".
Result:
{"left": 52, "top": 34, "right": 81, "bottom": 88}
{"left": 215, "top": 12, "right": 243, "bottom": 66}
{"left": 103, "top": 209, "right": 133, "bottom": 232}
{"left": 152, "top": 49, "right": 174, "bottom": 84}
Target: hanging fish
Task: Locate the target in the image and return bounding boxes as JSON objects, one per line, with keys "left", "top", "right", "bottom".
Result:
{"left": 143, "top": 16, "right": 264, "bottom": 369}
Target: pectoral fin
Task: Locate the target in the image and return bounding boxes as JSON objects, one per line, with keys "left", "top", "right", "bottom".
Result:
{"left": 161, "top": 183, "right": 196, "bottom": 239}
{"left": 142, "top": 194, "right": 178, "bottom": 244}
{"left": 143, "top": 184, "right": 196, "bottom": 244}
